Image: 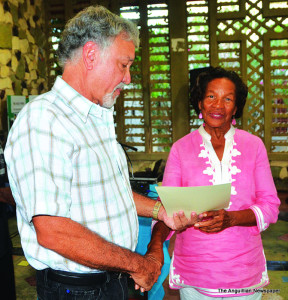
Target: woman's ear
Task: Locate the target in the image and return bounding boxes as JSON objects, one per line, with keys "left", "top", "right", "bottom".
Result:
{"left": 198, "top": 101, "right": 202, "bottom": 112}
{"left": 83, "top": 42, "right": 98, "bottom": 70}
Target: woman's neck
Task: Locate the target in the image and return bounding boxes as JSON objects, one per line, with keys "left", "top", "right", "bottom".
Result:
{"left": 204, "top": 125, "right": 231, "bottom": 161}
{"left": 204, "top": 124, "right": 231, "bottom": 141}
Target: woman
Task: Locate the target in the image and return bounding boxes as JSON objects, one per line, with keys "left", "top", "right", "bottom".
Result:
{"left": 150, "top": 67, "right": 280, "bottom": 299}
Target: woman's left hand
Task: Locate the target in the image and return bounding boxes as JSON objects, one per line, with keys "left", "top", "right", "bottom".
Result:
{"left": 194, "top": 209, "right": 234, "bottom": 233}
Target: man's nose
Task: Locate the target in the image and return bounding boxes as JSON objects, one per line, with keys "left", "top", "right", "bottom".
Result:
{"left": 122, "top": 68, "right": 131, "bottom": 85}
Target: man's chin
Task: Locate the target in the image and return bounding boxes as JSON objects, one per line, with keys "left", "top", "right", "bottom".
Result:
{"left": 102, "top": 91, "right": 120, "bottom": 108}
{"left": 102, "top": 98, "right": 117, "bottom": 109}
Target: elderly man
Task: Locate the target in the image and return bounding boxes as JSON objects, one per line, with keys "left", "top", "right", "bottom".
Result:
{"left": 5, "top": 5, "right": 193, "bottom": 300}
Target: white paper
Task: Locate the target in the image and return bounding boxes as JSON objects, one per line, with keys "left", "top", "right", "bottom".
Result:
{"left": 155, "top": 183, "right": 231, "bottom": 217}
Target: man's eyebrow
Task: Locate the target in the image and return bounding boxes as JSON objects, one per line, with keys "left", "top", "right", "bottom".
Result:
{"left": 121, "top": 55, "right": 135, "bottom": 62}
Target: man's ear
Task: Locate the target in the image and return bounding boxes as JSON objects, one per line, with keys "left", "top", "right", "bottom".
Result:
{"left": 83, "top": 42, "right": 99, "bottom": 70}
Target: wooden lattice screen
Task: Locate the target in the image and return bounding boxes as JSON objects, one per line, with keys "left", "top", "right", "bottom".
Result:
{"left": 46, "top": 0, "right": 288, "bottom": 160}
{"left": 117, "top": 3, "right": 172, "bottom": 155}
{"left": 187, "top": 0, "right": 288, "bottom": 160}
{"left": 45, "top": 0, "right": 93, "bottom": 88}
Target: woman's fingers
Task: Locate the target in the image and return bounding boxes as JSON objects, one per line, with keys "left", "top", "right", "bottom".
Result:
{"left": 195, "top": 210, "right": 231, "bottom": 232}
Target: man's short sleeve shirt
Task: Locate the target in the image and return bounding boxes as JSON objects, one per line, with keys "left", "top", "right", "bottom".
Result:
{"left": 4, "top": 77, "right": 138, "bottom": 272}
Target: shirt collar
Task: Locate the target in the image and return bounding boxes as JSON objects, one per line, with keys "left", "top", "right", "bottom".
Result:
{"left": 52, "top": 76, "right": 114, "bottom": 122}
{"left": 198, "top": 124, "right": 235, "bottom": 142}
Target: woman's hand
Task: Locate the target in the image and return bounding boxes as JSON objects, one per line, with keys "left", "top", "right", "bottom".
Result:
{"left": 194, "top": 209, "right": 234, "bottom": 233}
{"left": 194, "top": 209, "right": 257, "bottom": 233}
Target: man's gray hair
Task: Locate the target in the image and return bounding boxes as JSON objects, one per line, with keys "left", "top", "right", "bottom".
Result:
{"left": 57, "top": 5, "right": 139, "bottom": 67}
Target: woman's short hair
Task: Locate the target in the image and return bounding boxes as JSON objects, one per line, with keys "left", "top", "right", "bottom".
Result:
{"left": 57, "top": 5, "right": 139, "bottom": 67}
{"left": 190, "top": 67, "right": 248, "bottom": 118}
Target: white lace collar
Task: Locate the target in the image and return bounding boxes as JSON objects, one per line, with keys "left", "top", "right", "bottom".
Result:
{"left": 197, "top": 124, "right": 241, "bottom": 198}
{"left": 198, "top": 124, "right": 235, "bottom": 142}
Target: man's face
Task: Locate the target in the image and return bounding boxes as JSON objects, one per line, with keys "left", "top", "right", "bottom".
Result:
{"left": 88, "top": 35, "right": 135, "bottom": 108}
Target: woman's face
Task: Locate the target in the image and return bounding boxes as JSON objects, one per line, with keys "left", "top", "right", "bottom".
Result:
{"left": 198, "top": 77, "right": 237, "bottom": 133}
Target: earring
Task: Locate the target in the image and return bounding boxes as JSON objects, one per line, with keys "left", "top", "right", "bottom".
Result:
{"left": 232, "top": 116, "right": 236, "bottom": 125}
{"left": 199, "top": 112, "right": 203, "bottom": 119}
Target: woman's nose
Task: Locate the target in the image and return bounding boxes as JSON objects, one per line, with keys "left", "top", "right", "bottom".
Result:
{"left": 213, "top": 97, "right": 224, "bottom": 107}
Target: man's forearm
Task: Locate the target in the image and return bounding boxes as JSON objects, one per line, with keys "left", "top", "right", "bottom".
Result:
{"left": 133, "top": 191, "right": 159, "bottom": 218}
{"left": 148, "top": 222, "right": 170, "bottom": 253}
{"left": 34, "top": 215, "right": 143, "bottom": 272}
{"left": 32, "top": 215, "right": 161, "bottom": 290}
{"left": 145, "top": 221, "right": 171, "bottom": 267}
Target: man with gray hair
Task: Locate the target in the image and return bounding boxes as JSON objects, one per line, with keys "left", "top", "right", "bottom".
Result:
{"left": 5, "top": 5, "right": 194, "bottom": 299}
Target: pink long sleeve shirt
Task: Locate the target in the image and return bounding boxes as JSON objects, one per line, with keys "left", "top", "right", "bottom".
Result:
{"left": 162, "top": 125, "right": 280, "bottom": 297}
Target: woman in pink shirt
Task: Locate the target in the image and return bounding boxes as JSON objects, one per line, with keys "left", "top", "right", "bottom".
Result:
{"left": 150, "top": 67, "right": 280, "bottom": 299}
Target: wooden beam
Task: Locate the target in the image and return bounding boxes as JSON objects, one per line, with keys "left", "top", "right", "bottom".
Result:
{"left": 139, "top": 2, "right": 152, "bottom": 153}
{"left": 208, "top": 1, "right": 218, "bottom": 66}
{"left": 168, "top": 0, "right": 190, "bottom": 142}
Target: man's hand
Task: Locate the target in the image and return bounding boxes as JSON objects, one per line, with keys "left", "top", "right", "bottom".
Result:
{"left": 133, "top": 192, "right": 197, "bottom": 231}
{"left": 131, "top": 254, "right": 162, "bottom": 292}
{"left": 158, "top": 207, "right": 198, "bottom": 231}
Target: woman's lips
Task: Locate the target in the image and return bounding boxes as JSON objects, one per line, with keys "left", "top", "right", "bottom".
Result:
{"left": 209, "top": 112, "right": 224, "bottom": 119}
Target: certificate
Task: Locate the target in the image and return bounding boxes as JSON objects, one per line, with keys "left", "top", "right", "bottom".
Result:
{"left": 155, "top": 183, "right": 231, "bottom": 217}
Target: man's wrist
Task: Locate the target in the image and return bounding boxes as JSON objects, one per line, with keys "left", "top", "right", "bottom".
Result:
{"left": 152, "top": 201, "right": 162, "bottom": 220}
{"left": 128, "top": 251, "right": 146, "bottom": 275}
{"left": 156, "top": 204, "right": 165, "bottom": 221}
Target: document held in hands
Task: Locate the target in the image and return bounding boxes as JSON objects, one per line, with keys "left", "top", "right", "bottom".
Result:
{"left": 155, "top": 183, "right": 231, "bottom": 217}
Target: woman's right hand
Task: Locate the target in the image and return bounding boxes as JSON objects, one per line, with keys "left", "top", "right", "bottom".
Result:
{"left": 194, "top": 209, "right": 256, "bottom": 233}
